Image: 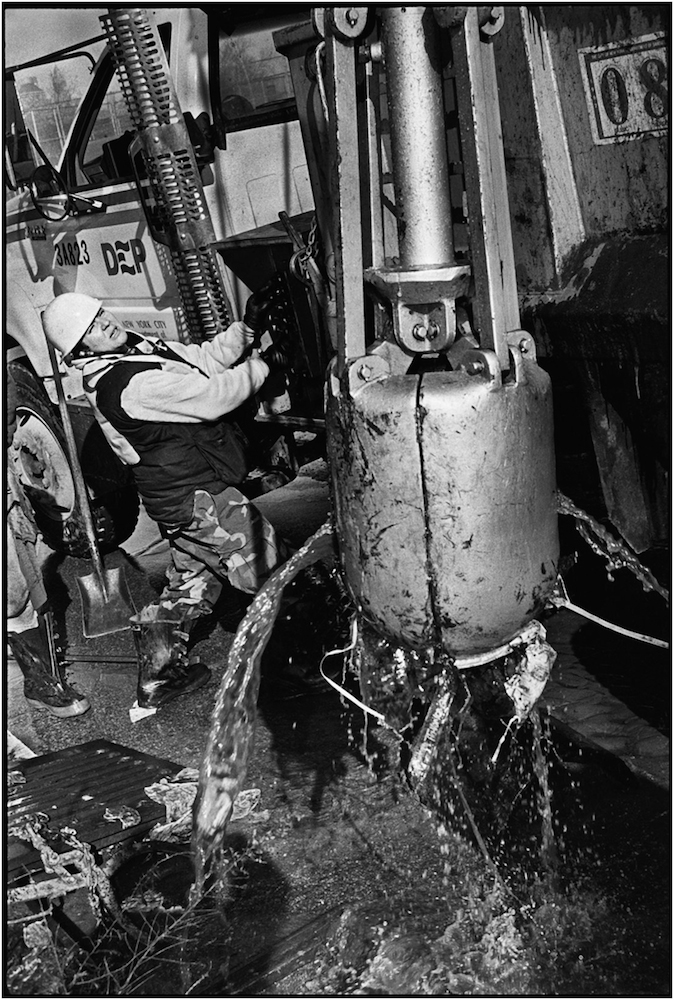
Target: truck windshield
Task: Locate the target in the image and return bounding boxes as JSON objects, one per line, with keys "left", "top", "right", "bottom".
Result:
{"left": 9, "top": 40, "right": 107, "bottom": 174}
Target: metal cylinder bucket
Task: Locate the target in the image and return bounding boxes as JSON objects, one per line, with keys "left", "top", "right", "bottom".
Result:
{"left": 327, "top": 350, "right": 559, "bottom": 656}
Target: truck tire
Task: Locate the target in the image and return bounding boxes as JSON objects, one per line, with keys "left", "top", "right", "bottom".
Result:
{"left": 8, "top": 361, "right": 139, "bottom": 557}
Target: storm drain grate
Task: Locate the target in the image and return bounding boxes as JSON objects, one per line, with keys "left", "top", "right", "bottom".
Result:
{"left": 7, "top": 739, "right": 182, "bottom": 882}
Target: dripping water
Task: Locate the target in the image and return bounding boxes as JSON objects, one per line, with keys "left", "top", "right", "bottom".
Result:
{"left": 530, "top": 709, "right": 557, "bottom": 871}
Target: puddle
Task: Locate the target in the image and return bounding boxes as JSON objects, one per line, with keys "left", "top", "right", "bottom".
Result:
{"left": 220, "top": 699, "right": 669, "bottom": 997}
{"left": 9, "top": 667, "right": 668, "bottom": 997}
{"left": 186, "top": 507, "right": 669, "bottom": 997}
{"left": 11, "top": 504, "right": 667, "bottom": 996}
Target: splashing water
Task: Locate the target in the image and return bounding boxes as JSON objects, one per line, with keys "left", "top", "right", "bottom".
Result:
{"left": 557, "top": 492, "right": 669, "bottom": 602}
{"left": 191, "top": 491, "right": 662, "bottom": 900}
{"left": 530, "top": 710, "right": 557, "bottom": 871}
{"left": 191, "top": 519, "right": 336, "bottom": 898}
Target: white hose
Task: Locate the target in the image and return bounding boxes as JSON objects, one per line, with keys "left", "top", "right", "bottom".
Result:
{"left": 318, "top": 621, "right": 398, "bottom": 730}
{"left": 314, "top": 42, "right": 329, "bottom": 123}
{"left": 552, "top": 597, "right": 669, "bottom": 649}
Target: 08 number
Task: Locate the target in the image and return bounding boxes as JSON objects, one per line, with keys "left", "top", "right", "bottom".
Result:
{"left": 600, "top": 56, "right": 668, "bottom": 125}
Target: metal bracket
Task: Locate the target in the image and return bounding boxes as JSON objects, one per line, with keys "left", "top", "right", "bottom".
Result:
{"left": 345, "top": 353, "right": 391, "bottom": 394}
{"left": 479, "top": 6, "right": 505, "bottom": 39}
{"left": 507, "top": 328, "right": 537, "bottom": 361}
{"left": 327, "top": 6, "right": 370, "bottom": 41}
{"left": 458, "top": 341, "right": 533, "bottom": 387}
{"left": 433, "top": 6, "right": 505, "bottom": 38}
{"left": 365, "top": 265, "right": 471, "bottom": 354}
{"left": 459, "top": 347, "right": 502, "bottom": 386}
{"left": 448, "top": 7, "right": 521, "bottom": 369}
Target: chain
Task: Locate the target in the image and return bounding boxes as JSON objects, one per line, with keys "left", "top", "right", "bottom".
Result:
{"left": 295, "top": 215, "right": 319, "bottom": 270}
{"left": 307, "top": 214, "right": 319, "bottom": 258}
{"left": 289, "top": 214, "right": 321, "bottom": 287}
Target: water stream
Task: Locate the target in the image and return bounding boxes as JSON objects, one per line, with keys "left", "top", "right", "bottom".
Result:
{"left": 557, "top": 491, "right": 669, "bottom": 601}
{"left": 191, "top": 519, "right": 336, "bottom": 898}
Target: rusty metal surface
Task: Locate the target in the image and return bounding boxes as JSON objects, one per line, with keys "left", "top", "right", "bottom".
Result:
{"left": 452, "top": 5, "right": 522, "bottom": 367}
{"left": 324, "top": 19, "right": 367, "bottom": 369}
{"left": 521, "top": 232, "right": 669, "bottom": 553}
{"left": 421, "top": 358, "right": 559, "bottom": 654}
{"left": 542, "top": 6, "right": 667, "bottom": 238}
{"left": 7, "top": 739, "right": 182, "bottom": 881}
{"left": 522, "top": 234, "right": 669, "bottom": 329}
{"left": 327, "top": 370, "right": 432, "bottom": 649}
{"left": 496, "top": 6, "right": 667, "bottom": 294}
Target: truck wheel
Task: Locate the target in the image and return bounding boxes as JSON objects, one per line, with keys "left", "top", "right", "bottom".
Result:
{"left": 8, "top": 361, "right": 139, "bottom": 557}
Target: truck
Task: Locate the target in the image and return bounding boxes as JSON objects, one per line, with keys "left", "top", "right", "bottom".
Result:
{"left": 5, "top": 6, "right": 668, "bottom": 608}
{"left": 5, "top": 5, "right": 325, "bottom": 555}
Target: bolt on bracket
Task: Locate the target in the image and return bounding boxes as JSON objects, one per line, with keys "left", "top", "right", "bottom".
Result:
{"left": 365, "top": 264, "right": 471, "bottom": 354}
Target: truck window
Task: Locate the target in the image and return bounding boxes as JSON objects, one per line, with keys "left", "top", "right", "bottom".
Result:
{"left": 214, "top": 13, "right": 308, "bottom": 131}
{"left": 64, "top": 23, "right": 172, "bottom": 189}
{"left": 76, "top": 57, "right": 135, "bottom": 186}
{"left": 5, "top": 79, "right": 34, "bottom": 187}
{"left": 10, "top": 65, "right": 89, "bottom": 176}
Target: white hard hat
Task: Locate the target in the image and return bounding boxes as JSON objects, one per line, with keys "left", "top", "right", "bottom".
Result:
{"left": 42, "top": 292, "right": 102, "bottom": 357}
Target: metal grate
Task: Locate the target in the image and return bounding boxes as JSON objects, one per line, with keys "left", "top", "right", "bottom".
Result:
{"left": 7, "top": 740, "right": 182, "bottom": 882}
{"left": 101, "top": 9, "right": 181, "bottom": 129}
{"left": 172, "top": 248, "right": 234, "bottom": 341}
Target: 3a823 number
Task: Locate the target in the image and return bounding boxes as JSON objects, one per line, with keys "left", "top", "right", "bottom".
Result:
{"left": 54, "top": 239, "right": 90, "bottom": 267}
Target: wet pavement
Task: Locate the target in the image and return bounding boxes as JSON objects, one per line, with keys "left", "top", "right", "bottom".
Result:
{"left": 8, "top": 459, "right": 668, "bottom": 789}
{"left": 542, "top": 614, "right": 669, "bottom": 789}
{"left": 6, "top": 459, "right": 670, "bottom": 995}
{"left": 7, "top": 461, "right": 333, "bottom": 767}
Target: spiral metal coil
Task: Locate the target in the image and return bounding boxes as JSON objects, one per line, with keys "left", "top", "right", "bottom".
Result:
{"left": 102, "top": 8, "right": 231, "bottom": 342}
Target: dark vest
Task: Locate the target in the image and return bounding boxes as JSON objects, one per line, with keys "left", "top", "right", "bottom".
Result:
{"left": 94, "top": 359, "right": 248, "bottom": 526}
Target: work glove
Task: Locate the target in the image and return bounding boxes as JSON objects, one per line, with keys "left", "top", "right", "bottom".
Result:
{"left": 243, "top": 279, "right": 277, "bottom": 335}
{"left": 259, "top": 344, "right": 291, "bottom": 374}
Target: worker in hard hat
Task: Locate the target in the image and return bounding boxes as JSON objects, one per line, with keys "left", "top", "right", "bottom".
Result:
{"left": 7, "top": 368, "right": 91, "bottom": 718}
{"left": 42, "top": 290, "right": 290, "bottom": 715}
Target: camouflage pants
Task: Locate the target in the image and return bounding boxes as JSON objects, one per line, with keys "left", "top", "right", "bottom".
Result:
{"left": 142, "top": 487, "right": 286, "bottom": 624}
{"left": 7, "top": 465, "right": 48, "bottom": 632}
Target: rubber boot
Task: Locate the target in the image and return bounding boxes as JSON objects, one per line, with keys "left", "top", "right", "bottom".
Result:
{"left": 8, "top": 617, "right": 90, "bottom": 718}
{"left": 132, "top": 619, "right": 211, "bottom": 709}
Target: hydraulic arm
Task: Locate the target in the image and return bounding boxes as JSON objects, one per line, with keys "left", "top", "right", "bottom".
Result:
{"left": 318, "top": 6, "right": 559, "bottom": 659}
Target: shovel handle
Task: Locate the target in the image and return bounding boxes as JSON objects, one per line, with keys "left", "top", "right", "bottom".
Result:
{"left": 42, "top": 609, "right": 62, "bottom": 680}
{"left": 46, "top": 339, "right": 109, "bottom": 598}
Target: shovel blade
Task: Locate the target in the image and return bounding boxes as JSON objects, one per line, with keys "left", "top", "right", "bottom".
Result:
{"left": 77, "top": 566, "right": 136, "bottom": 638}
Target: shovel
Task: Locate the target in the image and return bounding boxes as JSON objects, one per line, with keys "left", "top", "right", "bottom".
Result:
{"left": 47, "top": 340, "right": 135, "bottom": 637}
